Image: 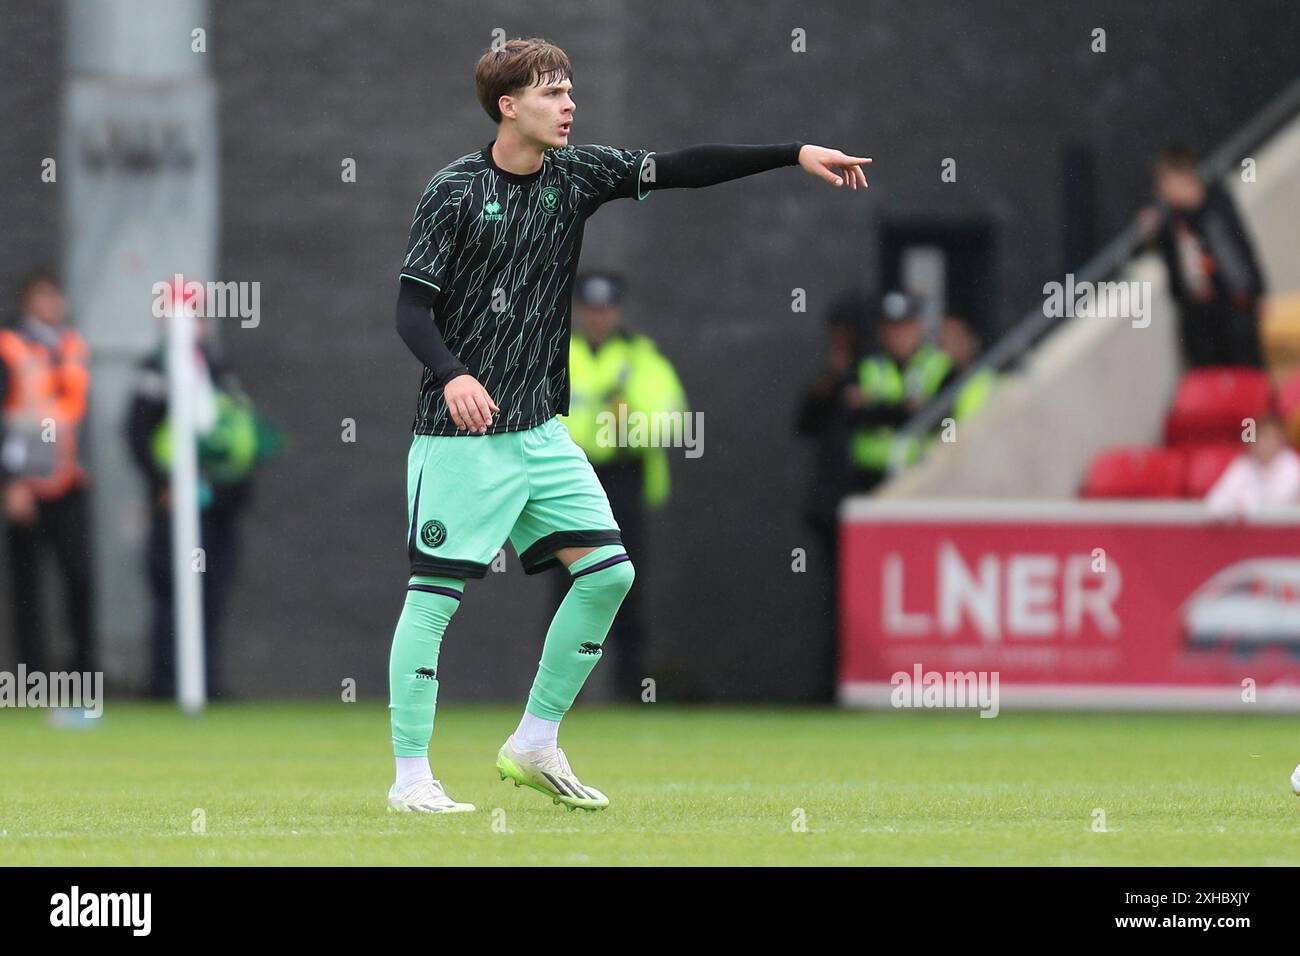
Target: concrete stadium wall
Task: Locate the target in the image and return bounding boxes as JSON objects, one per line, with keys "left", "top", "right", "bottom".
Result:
{"left": 4, "top": 0, "right": 1300, "bottom": 702}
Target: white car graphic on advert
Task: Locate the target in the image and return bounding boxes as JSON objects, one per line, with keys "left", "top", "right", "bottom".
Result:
{"left": 1181, "top": 559, "right": 1300, "bottom": 648}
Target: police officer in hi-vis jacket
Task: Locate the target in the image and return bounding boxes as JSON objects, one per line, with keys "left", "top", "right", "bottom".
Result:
{"left": 558, "top": 273, "right": 687, "bottom": 700}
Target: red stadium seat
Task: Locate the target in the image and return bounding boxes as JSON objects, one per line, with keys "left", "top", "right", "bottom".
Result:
{"left": 1080, "top": 446, "right": 1188, "bottom": 498}
{"left": 1277, "top": 371, "right": 1300, "bottom": 420}
{"left": 1163, "top": 367, "right": 1273, "bottom": 447}
{"left": 1183, "top": 443, "right": 1242, "bottom": 498}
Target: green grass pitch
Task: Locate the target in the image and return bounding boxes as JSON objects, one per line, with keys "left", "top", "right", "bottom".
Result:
{"left": 2, "top": 702, "right": 1298, "bottom": 865}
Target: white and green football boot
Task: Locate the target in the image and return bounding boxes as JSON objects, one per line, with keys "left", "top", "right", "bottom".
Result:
{"left": 387, "top": 777, "right": 476, "bottom": 813}
{"left": 496, "top": 737, "right": 609, "bottom": 811}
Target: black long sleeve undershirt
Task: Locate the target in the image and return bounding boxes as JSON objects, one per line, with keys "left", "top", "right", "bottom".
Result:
{"left": 649, "top": 142, "right": 803, "bottom": 190}
{"left": 395, "top": 280, "right": 469, "bottom": 386}
{"left": 395, "top": 142, "right": 804, "bottom": 377}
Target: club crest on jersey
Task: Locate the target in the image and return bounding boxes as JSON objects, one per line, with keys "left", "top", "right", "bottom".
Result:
{"left": 540, "top": 186, "right": 561, "bottom": 214}
{"left": 421, "top": 519, "right": 447, "bottom": 549}
{"left": 482, "top": 200, "right": 504, "bottom": 222}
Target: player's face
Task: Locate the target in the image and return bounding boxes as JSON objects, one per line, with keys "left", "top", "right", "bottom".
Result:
{"left": 506, "top": 75, "right": 575, "bottom": 149}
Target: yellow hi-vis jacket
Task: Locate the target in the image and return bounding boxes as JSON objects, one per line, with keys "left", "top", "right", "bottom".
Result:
{"left": 952, "top": 366, "right": 997, "bottom": 422}
{"left": 850, "top": 343, "right": 952, "bottom": 472}
{"left": 560, "top": 330, "right": 687, "bottom": 509}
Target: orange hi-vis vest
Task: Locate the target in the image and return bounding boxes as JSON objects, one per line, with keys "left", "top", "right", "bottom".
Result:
{"left": 0, "top": 322, "right": 90, "bottom": 500}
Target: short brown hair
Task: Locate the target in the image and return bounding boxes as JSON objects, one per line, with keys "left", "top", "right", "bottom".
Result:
{"left": 1154, "top": 143, "right": 1198, "bottom": 174}
{"left": 18, "top": 266, "right": 59, "bottom": 305}
{"left": 475, "top": 38, "right": 572, "bottom": 124}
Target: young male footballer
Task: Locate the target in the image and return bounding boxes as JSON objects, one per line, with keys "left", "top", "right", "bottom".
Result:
{"left": 388, "top": 37, "right": 870, "bottom": 812}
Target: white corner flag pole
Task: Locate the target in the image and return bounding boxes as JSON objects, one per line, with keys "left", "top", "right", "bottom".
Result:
{"left": 167, "top": 283, "right": 207, "bottom": 714}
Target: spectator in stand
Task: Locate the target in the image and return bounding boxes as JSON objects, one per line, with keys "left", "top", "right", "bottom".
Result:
{"left": 1137, "top": 144, "right": 1266, "bottom": 369}
{"left": 1205, "top": 414, "right": 1300, "bottom": 518}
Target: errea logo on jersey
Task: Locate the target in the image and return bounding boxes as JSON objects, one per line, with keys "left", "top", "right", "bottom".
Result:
{"left": 482, "top": 200, "right": 504, "bottom": 222}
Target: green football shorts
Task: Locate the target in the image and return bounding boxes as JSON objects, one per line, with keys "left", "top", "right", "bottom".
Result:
{"left": 406, "top": 415, "right": 624, "bottom": 579}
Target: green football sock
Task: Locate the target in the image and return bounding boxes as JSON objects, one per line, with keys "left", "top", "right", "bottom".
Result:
{"left": 389, "top": 575, "right": 464, "bottom": 757}
{"left": 526, "top": 545, "right": 635, "bottom": 721}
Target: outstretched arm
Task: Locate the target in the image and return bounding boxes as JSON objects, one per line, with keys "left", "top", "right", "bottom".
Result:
{"left": 649, "top": 143, "right": 870, "bottom": 191}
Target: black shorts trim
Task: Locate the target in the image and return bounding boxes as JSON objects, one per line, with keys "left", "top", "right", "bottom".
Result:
{"left": 410, "top": 557, "right": 491, "bottom": 580}
{"left": 519, "top": 530, "right": 624, "bottom": 575}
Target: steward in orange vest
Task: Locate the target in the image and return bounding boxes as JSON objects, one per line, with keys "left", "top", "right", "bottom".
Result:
{"left": 0, "top": 270, "right": 95, "bottom": 673}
